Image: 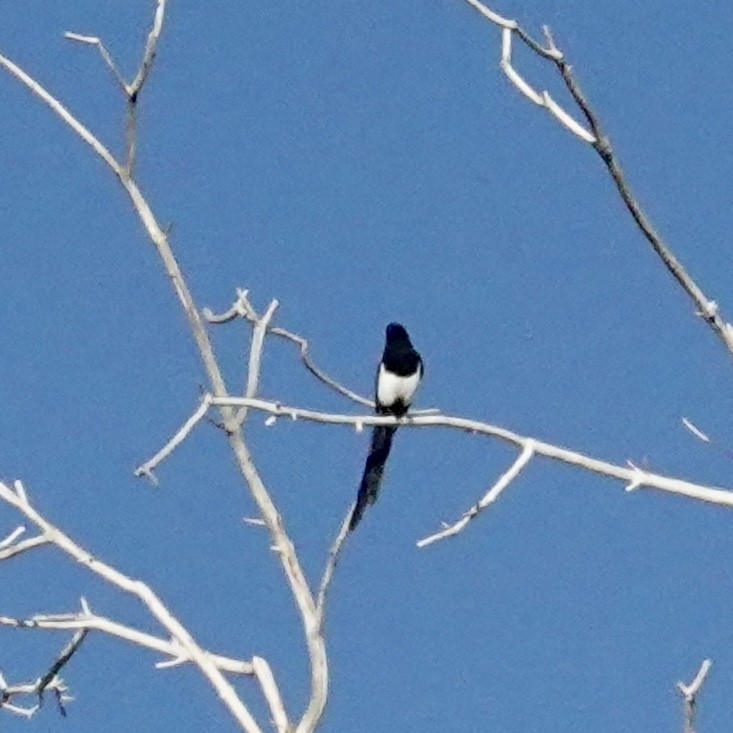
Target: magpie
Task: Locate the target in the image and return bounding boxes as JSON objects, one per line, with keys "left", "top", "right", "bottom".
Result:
{"left": 349, "top": 323, "right": 424, "bottom": 531}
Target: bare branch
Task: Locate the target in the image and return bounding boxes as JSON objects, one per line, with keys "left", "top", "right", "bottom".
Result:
{"left": 0, "top": 533, "right": 49, "bottom": 561}
{"left": 681, "top": 418, "right": 733, "bottom": 461}
{"left": 0, "top": 611, "right": 254, "bottom": 676}
{"left": 418, "top": 441, "right": 535, "bottom": 546}
{"left": 461, "top": 0, "right": 733, "bottom": 358}
{"left": 5, "top": 37, "right": 333, "bottom": 727}
{"left": 135, "top": 393, "right": 213, "bottom": 481}
{"left": 206, "top": 289, "right": 373, "bottom": 407}
{"left": 0, "top": 43, "right": 326, "bottom": 722}
{"left": 124, "top": 0, "right": 167, "bottom": 174}
{"left": 64, "top": 32, "right": 128, "bottom": 93}
{"left": 0, "top": 526, "right": 25, "bottom": 548}
{"left": 682, "top": 418, "right": 710, "bottom": 443}
{"left": 252, "top": 657, "right": 289, "bottom": 733}
{"left": 36, "top": 630, "right": 87, "bottom": 714}
{"left": 0, "top": 630, "right": 86, "bottom": 718}
{"left": 677, "top": 659, "right": 712, "bottom": 733}
{"left": 203, "top": 288, "right": 258, "bottom": 323}
{"left": 498, "top": 26, "right": 595, "bottom": 142}
{"left": 238, "top": 299, "right": 280, "bottom": 426}
{"left": 209, "top": 396, "right": 733, "bottom": 510}
{"left": 0, "top": 481, "right": 263, "bottom": 732}
{"left": 0, "top": 53, "right": 121, "bottom": 175}
{"left": 315, "top": 511, "right": 352, "bottom": 628}
{"left": 64, "top": 0, "right": 166, "bottom": 175}
{"left": 129, "top": 0, "right": 166, "bottom": 98}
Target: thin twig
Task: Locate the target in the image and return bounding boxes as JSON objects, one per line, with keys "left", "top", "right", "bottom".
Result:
{"left": 553, "top": 56, "right": 733, "bottom": 355}
{"left": 125, "top": 0, "right": 167, "bottom": 174}
{"left": 0, "top": 526, "right": 25, "bottom": 549}
{"left": 63, "top": 32, "right": 128, "bottom": 93}
{"left": 0, "top": 53, "right": 121, "bottom": 174}
{"left": 677, "top": 659, "right": 712, "bottom": 733}
{"left": 37, "top": 630, "right": 87, "bottom": 714}
{"left": 206, "top": 289, "right": 372, "bottom": 407}
{"left": 0, "top": 630, "right": 86, "bottom": 718}
{"left": 315, "top": 511, "right": 352, "bottom": 628}
{"left": 0, "top": 534, "right": 49, "bottom": 561}
{"left": 682, "top": 417, "right": 733, "bottom": 461}
{"left": 134, "top": 394, "right": 213, "bottom": 481}
{"left": 238, "top": 298, "right": 280, "bottom": 427}
{"left": 418, "top": 442, "right": 535, "bottom": 546}
{"left": 129, "top": 0, "right": 166, "bottom": 98}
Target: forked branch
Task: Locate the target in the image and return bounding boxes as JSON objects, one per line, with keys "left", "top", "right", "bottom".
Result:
{"left": 0, "top": 630, "right": 86, "bottom": 718}
{"left": 1, "top": 11, "right": 328, "bottom": 730}
{"left": 677, "top": 659, "right": 712, "bottom": 733}
{"left": 462, "top": 0, "right": 733, "bottom": 358}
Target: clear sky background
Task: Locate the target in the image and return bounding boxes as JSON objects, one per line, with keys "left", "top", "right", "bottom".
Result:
{"left": 1, "top": 1, "right": 733, "bottom": 731}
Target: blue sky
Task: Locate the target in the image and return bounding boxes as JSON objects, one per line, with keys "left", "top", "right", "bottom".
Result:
{"left": 2, "top": 1, "right": 733, "bottom": 730}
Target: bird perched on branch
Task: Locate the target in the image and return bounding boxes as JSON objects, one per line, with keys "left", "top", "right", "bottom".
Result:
{"left": 349, "top": 323, "right": 424, "bottom": 531}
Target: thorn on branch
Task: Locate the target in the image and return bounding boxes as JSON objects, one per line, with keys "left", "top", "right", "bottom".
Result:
{"left": 697, "top": 300, "right": 719, "bottom": 322}
{"left": 243, "top": 517, "right": 266, "bottom": 527}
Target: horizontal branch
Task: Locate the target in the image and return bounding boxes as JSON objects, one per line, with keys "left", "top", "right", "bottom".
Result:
{"left": 0, "top": 611, "right": 254, "bottom": 676}
{"left": 0, "top": 480, "right": 263, "bottom": 733}
{"left": 209, "top": 396, "right": 733, "bottom": 508}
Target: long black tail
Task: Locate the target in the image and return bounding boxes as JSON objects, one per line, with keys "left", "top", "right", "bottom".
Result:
{"left": 349, "top": 425, "right": 397, "bottom": 531}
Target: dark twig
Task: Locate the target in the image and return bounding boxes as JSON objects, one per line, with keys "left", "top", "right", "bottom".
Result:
{"left": 37, "top": 630, "right": 88, "bottom": 715}
{"left": 0, "top": 630, "right": 87, "bottom": 718}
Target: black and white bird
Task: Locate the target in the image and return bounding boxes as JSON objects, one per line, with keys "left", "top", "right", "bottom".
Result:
{"left": 349, "top": 323, "right": 424, "bottom": 531}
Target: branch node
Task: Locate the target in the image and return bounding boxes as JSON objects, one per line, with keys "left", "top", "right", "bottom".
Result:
{"left": 697, "top": 300, "right": 719, "bottom": 321}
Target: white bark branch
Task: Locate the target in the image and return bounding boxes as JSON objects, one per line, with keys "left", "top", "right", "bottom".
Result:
{"left": 418, "top": 442, "right": 535, "bottom": 546}
{"left": 677, "top": 659, "right": 712, "bottom": 733}
{"left": 135, "top": 394, "right": 213, "bottom": 482}
{"left": 0, "top": 53, "right": 121, "bottom": 174}
{"left": 205, "top": 289, "right": 373, "bottom": 407}
{"left": 208, "top": 396, "right": 733, "bottom": 509}
{"left": 463, "top": 1, "right": 595, "bottom": 142}
{"left": 316, "top": 512, "right": 352, "bottom": 628}
{"left": 461, "top": 0, "right": 733, "bottom": 359}
{"left": 0, "top": 526, "right": 26, "bottom": 549}
{"left": 0, "top": 33, "right": 327, "bottom": 730}
{"left": 0, "top": 480, "right": 263, "bottom": 733}
{"left": 0, "top": 611, "right": 255, "bottom": 676}
{"left": 0, "top": 533, "right": 49, "bottom": 561}
{"left": 252, "top": 657, "right": 289, "bottom": 733}
{"left": 238, "top": 299, "right": 280, "bottom": 426}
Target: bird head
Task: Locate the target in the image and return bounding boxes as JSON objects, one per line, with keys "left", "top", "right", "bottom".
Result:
{"left": 385, "top": 322, "right": 410, "bottom": 343}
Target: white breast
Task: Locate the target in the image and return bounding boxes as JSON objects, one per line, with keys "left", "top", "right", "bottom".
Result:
{"left": 377, "top": 363, "right": 421, "bottom": 408}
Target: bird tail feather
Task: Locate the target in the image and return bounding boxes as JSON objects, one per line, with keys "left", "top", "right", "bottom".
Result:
{"left": 349, "top": 425, "right": 397, "bottom": 531}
